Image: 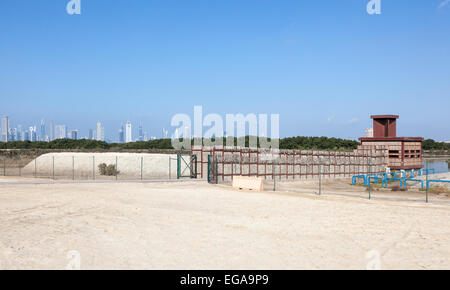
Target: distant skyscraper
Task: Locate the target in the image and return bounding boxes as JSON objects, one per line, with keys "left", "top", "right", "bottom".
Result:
{"left": 118, "top": 124, "right": 125, "bottom": 143}
{"left": 88, "top": 129, "right": 94, "bottom": 140}
{"left": 162, "top": 128, "right": 168, "bottom": 139}
{"left": 125, "top": 121, "right": 132, "bottom": 143}
{"left": 143, "top": 132, "right": 148, "bottom": 142}
{"left": 184, "top": 126, "right": 190, "bottom": 139}
{"left": 70, "top": 130, "right": 79, "bottom": 140}
{"left": 17, "top": 125, "right": 23, "bottom": 141}
{"left": 29, "top": 126, "right": 37, "bottom": 141}
{"left": 49, "top": 120, "right": 54, "bottom": 141}
{"left": 138, "top": 123, "right": 143, "bottom": 141}
{"left": 1, "top": 116, "right": 9, "bottom": 142}
{"left": 96, "top": 121, "right": 104, "bottom": 141}
{"left": 40, "top": 119, "right": 46, "bottom": 141}
{"left": 7, "top": 128, "right": 14, "bottom": 141}
{"left": 54, "top": 125, "right": 67, "bottom": 139}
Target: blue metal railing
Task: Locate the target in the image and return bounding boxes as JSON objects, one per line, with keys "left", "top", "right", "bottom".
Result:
{"left": 403, "top": 179, "right": 424, "bottom": 189}
{"left": 426, "top": 180, "right": 450, "bottom": 189}
{"left": 352, "top": 168, "right": 443, "bottom": 190}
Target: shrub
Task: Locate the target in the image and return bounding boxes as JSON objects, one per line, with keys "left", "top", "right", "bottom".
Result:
{"left": 98, "top": 163, "right": 119, "bottom": 176}
{"left": 98, "top": 163, "right": 107, "bottom": 175}
{"left": 106, "top": 164, "right": 119, "bottom": 176}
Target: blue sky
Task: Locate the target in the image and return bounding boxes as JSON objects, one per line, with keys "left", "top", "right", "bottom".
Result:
{"left": 0, "top": 0, "right": 449, "bottom": 141}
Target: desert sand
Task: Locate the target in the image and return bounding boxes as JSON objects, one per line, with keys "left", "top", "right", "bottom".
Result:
{"left": 0, "top": 177, "right": 449, "bottom": 270}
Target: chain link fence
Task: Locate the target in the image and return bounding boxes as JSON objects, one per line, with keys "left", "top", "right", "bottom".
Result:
{"left": 1, "top": 153, "right": 183, "bottom": 181}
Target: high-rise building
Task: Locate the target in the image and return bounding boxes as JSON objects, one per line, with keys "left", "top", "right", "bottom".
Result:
{"left": 17, "top": 125, "right": 23, "bottom": 141}
{"left": 118, "top": 124, "right": 125, "bottom": 143}
{"left": 70, "top": 130, "right": 79, "bottom": 140}
{"left": 162, "top": 128, "right": 168, "bottom": 139}
{"left": 11, "top": 128, "right": 17, "bottom": 141}
{"left": 40, "top": 119, "right": 46, "bottom": 141}
{"left": 29, "top": 126, "right": 37, "bottom": 141}
{"left": 138, "top": 123, "right": 143, "bottom": 141}
{"left": 96, "top": 121, "right": 104, "bottom": 141}
{"left": 125, "top": 121, "right": 132, "bottom": 143}
{"left": 31, "top": 131, "right": 37, "bottom": 141}
{"left": 184, "top": 126, "right": 190, "bottom": 139}
{"left": 88, "top": 129, "right": 94, "bottom": 140}
{"left": 143, "top": 132, "right": 148, "bottom": 142}
{"left": 54, "top": 125, "right": 67, "bottom": 139}
{"left": 49, "top": 120, "right": 54, "bottom": 141}
{"left": 24, "top": 130, "right": 30, "bottom": 141}
{"left": 1, "top": 116, "right": 9, "bottom": 142}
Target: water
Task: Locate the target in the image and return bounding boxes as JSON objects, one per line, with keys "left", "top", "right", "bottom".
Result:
{"left": 423, "top": 158, "right": 450, "bottom": 174}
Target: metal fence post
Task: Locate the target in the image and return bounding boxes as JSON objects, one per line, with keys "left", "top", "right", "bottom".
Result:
{"left": 207, "top": 155, "right": 210, "bottom": 183}
{"left": 177, "top": 154, "right": 180, "bottom": 180}
{"left": 318, "top": 158, "right": 322, "bottom": 195}
{"left": 273, "top": 162, "right": 277, "bottom": 191}
{"left": 215, "top": 156, "right": 218, "bottom": 184}
{"left": 140, "top": 157, "right": 143, "bottom": 180}
{"left": 72, "top": 156, "right": 75, "bottom": 180}
{"left": 368, "top": 158, "right": 372, "bottom": 200}
{"left": 425, "top": 161, "right": 429, "bottom": 203}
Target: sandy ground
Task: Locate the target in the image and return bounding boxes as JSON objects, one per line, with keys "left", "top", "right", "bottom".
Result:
{"left": 0, "top": 177, "right": 449, "bottom": 270}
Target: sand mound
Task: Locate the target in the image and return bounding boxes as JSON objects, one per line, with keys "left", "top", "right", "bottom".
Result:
{"left": 22, "top": 152, "right": 178, "bottom": 180}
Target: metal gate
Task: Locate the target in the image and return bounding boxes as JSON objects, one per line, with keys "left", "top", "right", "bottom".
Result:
{"left": 207, "top": 155, "right": 218, "bottom": 184}
{"left": 177, "top": 154, "right": 198, "bottom": 179}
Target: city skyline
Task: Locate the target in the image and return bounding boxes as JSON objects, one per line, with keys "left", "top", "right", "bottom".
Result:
{"left": 0, "top": 115, "right": 163, "bottom": 143}
{"left": 1, "top": 112, "right": 450, "bottom": 143}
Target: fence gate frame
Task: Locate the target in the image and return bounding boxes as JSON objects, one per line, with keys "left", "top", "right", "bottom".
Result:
{"left": 177, "top": 154, "right": 198, "bottom": 179}
{"left": 207, "top": 155, "right": 218, "bottom": 184}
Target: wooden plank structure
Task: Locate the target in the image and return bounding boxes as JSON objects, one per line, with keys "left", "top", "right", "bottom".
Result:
{"left": 192, "top": 145, "right": 388, "bottom": 182}
{"left": 359, "top": 115, "right": 424, "bottom": 170}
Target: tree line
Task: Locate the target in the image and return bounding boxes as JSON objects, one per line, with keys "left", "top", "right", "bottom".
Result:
{"left": 422, "top": 139, "right": 450, "bottom": 151}
{"left": 0, "top": 136, "right": 358, "bottom": 151}
{"left": 0, "top": 137, "right": 448, "bottom": 151}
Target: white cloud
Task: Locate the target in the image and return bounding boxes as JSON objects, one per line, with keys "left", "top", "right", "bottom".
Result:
{"left": 345, "top": 118, "right": 360, "bottom": 125}
{"left": 327, "top": 114, "right": 336, "bottom": 123}
{"left": 439, "top": 0, "right": 450, "bottom": 9}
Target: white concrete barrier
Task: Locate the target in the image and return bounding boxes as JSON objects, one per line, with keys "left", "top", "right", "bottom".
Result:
{"left": 232, "top": 176, "right": 264, "bottom": 192}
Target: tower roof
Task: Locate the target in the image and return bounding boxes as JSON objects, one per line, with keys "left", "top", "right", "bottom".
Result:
{"left": 371, "top": 115, "right": 399, "bottom": 120}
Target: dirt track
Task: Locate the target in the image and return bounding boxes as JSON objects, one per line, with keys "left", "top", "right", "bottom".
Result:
{"left": 0, "top": 177, "right": 449, "bottom": 269}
